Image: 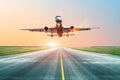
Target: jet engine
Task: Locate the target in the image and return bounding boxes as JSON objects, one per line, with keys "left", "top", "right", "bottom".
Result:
{"left": 70, "top": 26, "right": 75, "bottom": 32}
{"left": 44, "top": 26, "right": 48, "bottom": 32}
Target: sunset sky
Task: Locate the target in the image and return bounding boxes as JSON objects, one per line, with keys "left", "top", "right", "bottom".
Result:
{"left": 0, "top": 0, "right": 120, "bottom": 47}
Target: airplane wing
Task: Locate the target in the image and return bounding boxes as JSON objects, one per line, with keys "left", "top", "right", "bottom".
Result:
{"left": 75, "top": 27, "right": 99, "bottom": 31}
{"left": 75, "top": 28, "right": 91, "bottom": 31}
{"left": 21, "top": 28, "right": 44, "bottom": 32}
{"left": 21, "top": 28, "right": 56, "bottom": 32}
{"left": 63, "top": 27, "right": 99, "bottom": 32}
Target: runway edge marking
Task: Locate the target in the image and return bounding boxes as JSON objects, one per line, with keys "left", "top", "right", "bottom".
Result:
{"left": 60, "top": 53, "right": 65, "bottom": 80}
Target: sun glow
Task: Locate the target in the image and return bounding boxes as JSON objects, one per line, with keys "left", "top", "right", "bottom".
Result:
{"left": 48, "top": 42, "right": 57, "bottom": 47}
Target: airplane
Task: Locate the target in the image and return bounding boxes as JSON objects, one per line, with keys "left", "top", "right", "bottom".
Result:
{"left": 21, "top": 16, "right": 99, "bottom": 37}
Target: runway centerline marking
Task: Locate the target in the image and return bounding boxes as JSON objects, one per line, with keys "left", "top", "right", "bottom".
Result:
{"left": 60, "top": 53, "right": 65, "bottom": 80}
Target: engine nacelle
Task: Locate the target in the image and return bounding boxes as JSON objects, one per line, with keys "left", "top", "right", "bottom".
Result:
{"left": 44, "top": 26, "right": 48, "bottom": 32}
{"left": 70, "top": 26, "right": 75, "bottom": 32}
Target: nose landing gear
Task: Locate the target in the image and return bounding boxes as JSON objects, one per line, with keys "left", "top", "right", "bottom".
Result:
{"left": 51, "top": 35, "right": 54, "bottom": 37}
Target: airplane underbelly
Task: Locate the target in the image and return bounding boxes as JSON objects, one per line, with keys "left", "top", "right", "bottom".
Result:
{"left": 57, "top": 28, "right": 63, "bottom": 37}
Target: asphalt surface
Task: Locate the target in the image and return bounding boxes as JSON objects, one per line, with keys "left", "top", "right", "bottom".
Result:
{"left": 0, "top": 47, "right": 120, "bottom": 80}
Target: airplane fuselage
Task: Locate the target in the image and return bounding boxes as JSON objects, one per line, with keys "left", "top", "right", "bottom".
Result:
{"left": 55, "top": 16, "right": 64, "bottom": 37}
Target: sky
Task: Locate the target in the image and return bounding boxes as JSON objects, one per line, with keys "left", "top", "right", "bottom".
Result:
{"left": 0, "top": 0, "right": 120, "bottom": 47}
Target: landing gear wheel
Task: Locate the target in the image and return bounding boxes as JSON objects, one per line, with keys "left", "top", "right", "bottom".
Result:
{"left": 51, "top": 35, "right": 54, "bottom": 37}
{"left": 66, "top": 34, "right": 69, "bottom": 37}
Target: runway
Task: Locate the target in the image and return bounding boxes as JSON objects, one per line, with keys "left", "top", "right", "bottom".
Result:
{"left": 0, "top": 47, "right": 120, "bottom": 80}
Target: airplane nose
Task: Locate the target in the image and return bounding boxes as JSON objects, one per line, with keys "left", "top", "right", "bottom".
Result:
{"left": 55, "top": 16, "right": 62, "bottom": 22}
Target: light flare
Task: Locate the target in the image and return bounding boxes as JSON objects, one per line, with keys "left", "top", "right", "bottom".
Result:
{"left": 48, "top": 42, "right": 57, "bottom": 47}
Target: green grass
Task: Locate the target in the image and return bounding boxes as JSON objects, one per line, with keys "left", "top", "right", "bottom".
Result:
{"left": 73, "top": 47, "right": 120, "bottom": 56}
{"left": 0, "top": 46, "right": 48, "bottom": 56}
